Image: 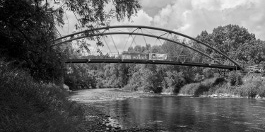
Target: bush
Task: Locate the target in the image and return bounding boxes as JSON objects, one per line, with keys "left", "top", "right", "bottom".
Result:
{"left": 164, "top": 71, "right": 186, "bottom": 94}
{"left": 123, "top": 84, "right": 138, "bottom": 91}
{"left": 235, "top": 82, "right": 259, "bottom": 97}
{"left": 179, "top": 77, "right": 227, "bottom": 96}
{"left": 228, "top": 71, "right": 243, "bottom": 86}
{"left": 203, "top": 68, "right": 214, "bottom": 78}
{"left": 162, "top": 87, "right": 174, "bottom": 94}
{"left": 213, "top": 77, "right": 226, "bottom": 86}
{"left": 179, "top": 83, "right": 201, "bottom": 95}
{"left": 235, "top": 79, "right": 265, "bottom": 98}
{"left": 194, "top": 84, "right": 211, "bottom": 96}
{"left": 153, "top": 86, "right": 163, "bottom": 93}
{"left": 0, "top": 62, "right": 85, "bottom": 131}
{"left": 258, "top": 84, "right": 265, "bottom": 97}
{"left": 214, "top": 84, "right": 234, "bottom": 94}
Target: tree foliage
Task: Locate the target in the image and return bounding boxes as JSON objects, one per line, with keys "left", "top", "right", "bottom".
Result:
{"left": 196, "top": 24, "right": 265, "bottom": 65}
{"left": 0, "top": 0, "right": 141, "bottom": 82}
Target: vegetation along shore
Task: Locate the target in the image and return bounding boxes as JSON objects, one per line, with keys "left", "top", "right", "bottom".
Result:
{"left": 1, "top": 0, "right": 265, "bottom": 131}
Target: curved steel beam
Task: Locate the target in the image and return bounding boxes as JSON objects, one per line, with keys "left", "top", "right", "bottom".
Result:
{"left": 53, "top": 25, "right": 242, "bottom": 69}
{"left": 54, "top": 32, "right": 218, "bottom": 63}
{"left": 66, "top": 59, "right": 238, "bottom": 70}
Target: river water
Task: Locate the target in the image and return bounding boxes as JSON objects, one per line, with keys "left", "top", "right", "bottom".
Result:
{"left": 72, "top": 89, "right": 265, "bottom": 131}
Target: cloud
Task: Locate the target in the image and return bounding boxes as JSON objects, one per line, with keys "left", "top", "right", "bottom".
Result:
{"left": 112, "top": 9, "right": 153, "bottom": 26}
{"left": 59, "top": 0, "right": 265, "bottom": 55}
{"left": 139, "top": 0, "right": 175, "bottom": 16}
{"left": 57, "top": 11, "right": 79, "bottom": 35}
{"left": 151, "top": 0, "right": 265, "bottom": 40}
{"left": 108, "top": 10, "right": 153, "bottom": 53}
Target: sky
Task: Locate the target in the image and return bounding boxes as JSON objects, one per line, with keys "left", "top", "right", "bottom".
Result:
{"left": 57, "top": 0, "right": 265, "bottom": 55}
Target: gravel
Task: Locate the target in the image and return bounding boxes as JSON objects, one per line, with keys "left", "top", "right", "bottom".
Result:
{"left": 69, "top": 88, "right": 160, "bottom": 132}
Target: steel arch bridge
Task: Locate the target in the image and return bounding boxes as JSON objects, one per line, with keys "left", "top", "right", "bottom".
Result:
{"left": 53, "top": 25, "right": 243, "bottom": 71}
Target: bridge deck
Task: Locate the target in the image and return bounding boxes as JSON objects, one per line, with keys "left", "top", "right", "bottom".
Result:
{"left": 65, "top": 59, "right": 240, "bottom": 70}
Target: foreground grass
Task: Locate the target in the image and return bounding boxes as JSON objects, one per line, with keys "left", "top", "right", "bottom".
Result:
{"left": 179, "top": 74, "right": 265, "bottom": 98}
{"left": 0, "top": 62, "right": 86, "bottom": 132}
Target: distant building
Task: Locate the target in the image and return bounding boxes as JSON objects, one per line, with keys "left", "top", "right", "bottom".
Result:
{"left": 121, "top": 53, "right": 149, "bottom": 60}
{"left": 247, "top": 65, "right": 264, "bottom": 73}
{"left": 121, "top": 53, "right": 168, "bottom": 60}
{"left": 149, "top": 53, "right": 167, "bottom": 60}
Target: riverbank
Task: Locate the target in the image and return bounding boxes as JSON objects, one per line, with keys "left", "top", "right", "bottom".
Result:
{"left": 0, "top": 64, "right": 86, "bottom": 132}
{"left": 0, "top": 62, "right": 157, "bottom": 132}
{"left": 69, "top": 88, "right": 159, "bottom": 131}
{"left": 70, "top": 88, "right": 156, "bottom": 103}
{"left": 178, "top": 74, "right": 265, "bottom": 99}
{"left": 70, "top": 88, "right": 265, "bottom": 132}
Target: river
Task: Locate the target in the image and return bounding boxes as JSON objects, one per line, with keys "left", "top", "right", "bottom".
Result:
{"left": 70, "top": 89, "right": 265, "bottom": 132}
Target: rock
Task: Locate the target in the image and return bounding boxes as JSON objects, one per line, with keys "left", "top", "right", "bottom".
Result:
{"left": 209, "top": 94, "right": 218, "bottom": 98}
{"left": 255, "top": 94, "right": 261, "bottom": 99}
{"left": 63, "top": 84, "right": 71, "bottom": 92}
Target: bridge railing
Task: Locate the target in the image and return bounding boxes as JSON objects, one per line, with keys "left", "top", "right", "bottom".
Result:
{"left": 73, "top": 53, "right": 218, "bottom": 65}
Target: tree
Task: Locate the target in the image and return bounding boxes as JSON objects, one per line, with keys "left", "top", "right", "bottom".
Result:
{"left": 0, "top": 0, "right": 65, "bottom": 82}
{"left": 211, "top": 25, "right": 255, "bottom": 55}
{"left": 0, "top": 0, "right": 141, "bottom": 83}
{"left": 196, "top": 24, "right": 260, "bottom": 64}
{"left": 164, "top": 71, "right": 185, "bottom": 93}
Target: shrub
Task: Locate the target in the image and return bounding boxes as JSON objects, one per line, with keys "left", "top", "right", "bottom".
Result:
{"left": 153, "top": 86, "right": 163, "bottom": 93}
{"left": 228, "top": 71, "right": 243, "bottom": 86}
{"left": 0, "top": 62, "right": 85, "bottom": 132}
{"left": 213, "top": 77, "right": 226, "bottom": 86}
{"left": 203, "top": 68, "right": 214, "bottom": 78}
{"left": 123, "top": 84, "right": 138, "bottom": 91}
{"left": 179, "top": 83, "right": 200, "bottom": 95}
{"left": 214, "top": 84, "right": 234, "bottom": 94}
{"left": 235, "top": 82, "right": 258, "bottom": 97}
{"left": 234, "top": 79, "right": 265, "bottom": 98}
{"left": 258, "top": 84, "right": 265, "bottom": 97}
{"left": 194, "top": 83, "right": 211, "bottom": 97}
{"left": 179, "top": 77, "right": 227, "bottom": 96}
{"left": 164, "top": 71, "right": 186, "bottom": 94}
{"left": 162, "top": 87, "right": 174, "bottom": 94}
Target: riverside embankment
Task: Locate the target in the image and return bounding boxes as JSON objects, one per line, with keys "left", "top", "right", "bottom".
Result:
{"left": 69, "top": 88, "right": 157, "bottom": 131}
{"left": 70, "top": 88, "right": 265, "bottom": 132}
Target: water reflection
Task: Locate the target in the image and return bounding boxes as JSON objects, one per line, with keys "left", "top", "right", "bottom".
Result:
{"left": 97, "top": 97, "right": 265, "bottom": 132}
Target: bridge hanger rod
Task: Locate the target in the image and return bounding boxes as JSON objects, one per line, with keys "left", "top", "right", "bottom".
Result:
{"left": 54, "top": 32, "right": 222, "bottom": 66}
{"left": 52, "top": 25, "right": 242, "bottom": 70}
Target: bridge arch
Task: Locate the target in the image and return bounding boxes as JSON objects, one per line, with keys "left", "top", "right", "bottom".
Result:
{"left": 53, "top": 25, "right": 243, "bottom": 70}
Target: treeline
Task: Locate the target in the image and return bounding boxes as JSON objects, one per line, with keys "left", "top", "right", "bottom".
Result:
{"left": 65, "top": 24, "right": 265, "bottom": 94}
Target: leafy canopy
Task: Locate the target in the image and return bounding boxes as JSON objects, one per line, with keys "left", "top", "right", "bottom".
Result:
{"left": 0, "top": 0, "right": 141, "bottom": 82}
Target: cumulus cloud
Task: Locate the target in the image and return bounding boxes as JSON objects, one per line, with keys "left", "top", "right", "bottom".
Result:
{"left": 59, "top": 0, "right": 265, "bottom": 55}
{"left": 111, "top": 9, "right": 153, "bottom": 26}
{"left": 139, "top": 0, "right": 175, "bottom": 16}
{"left": 59, "top": 11, "right": 79, "bottom": 35}
{"left": 108, "top": 9, "right": 154, "bottom": 53}
{"left": 152, "top": 0, "right": 265, "bottom": 40}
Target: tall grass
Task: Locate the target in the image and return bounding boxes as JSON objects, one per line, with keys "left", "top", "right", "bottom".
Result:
{"left": 179, "top": 72, "right": 265, "bottom": 98}
{"left": 179, "top": 77, "right": 227, "bottom": 96}
{"left": 0, "top": 62, "right": 85, "bottom": 132}
{"left": 234, "top": 74, "right": 265, "bottom": 98}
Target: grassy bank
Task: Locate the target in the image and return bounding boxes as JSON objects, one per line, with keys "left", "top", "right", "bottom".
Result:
{"left": 0, "top": 62, "right": 87, "bottom": 131}
{"left": 179, "top": 73, "right": 265, "bottom": 98}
